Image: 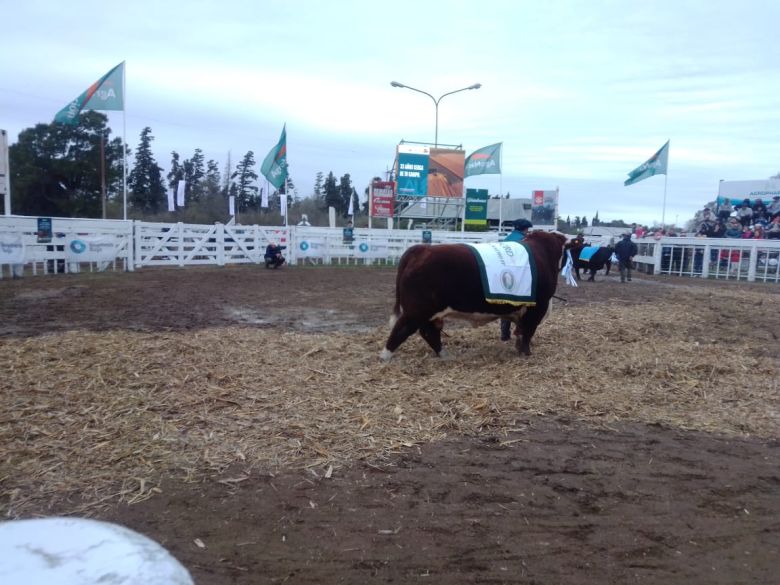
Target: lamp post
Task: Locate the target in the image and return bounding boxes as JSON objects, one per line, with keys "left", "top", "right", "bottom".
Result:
{"left": 390, "top": 81, "right": 481, "bottom": 148}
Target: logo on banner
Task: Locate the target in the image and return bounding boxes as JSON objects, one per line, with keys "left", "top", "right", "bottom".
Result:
{"left": 359, "top": 242, "right": 369, "bottom": 253}
{"left": 70, "top": 240, "right": 87, "bottom": 254}
{"left": 299, "top": 241, "right": 310, "bottom": 251}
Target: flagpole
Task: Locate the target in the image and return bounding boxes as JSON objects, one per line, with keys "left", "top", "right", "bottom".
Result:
{"left": 499, "top": 143, "right": 504, "bottom": 231}
{"left": 122, "top": 61, "right": 128, "bottom": 221}
{"left": 661, "top": 173, "right": 668, "bottom": 229}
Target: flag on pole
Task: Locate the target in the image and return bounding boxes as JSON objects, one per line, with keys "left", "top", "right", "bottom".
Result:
{"left": 260, "top": 187, "right": 268, "bottom": 208}
{"left": 176, "top": 180, "right": 186, "bottom": 207}
{"left": 280, "top": 192, "right": 288, "bottom": 217}
{"left": 624, "top": 140, "right": 669, "bottom": 186}
{"left": 228, "top": 195, "right": 235, "bottom": 216}
{"left": 260, "top": 124, "right": 288, "bottom": 190}
{"left": 166, "top": 188, "right": 175, "bottom": 212}
{"left": 54, "top": 62, "right": 125, "bottom": 125}
{"left": 347, "top": 190, "right": 354, "bottom": 216}
{"left": 464, "top": 143, "right": 502, "bottom": 177}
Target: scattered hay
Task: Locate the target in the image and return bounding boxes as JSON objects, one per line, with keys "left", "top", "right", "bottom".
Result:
{"left": 1, "top": 286, "right": 778, "bottom": 517}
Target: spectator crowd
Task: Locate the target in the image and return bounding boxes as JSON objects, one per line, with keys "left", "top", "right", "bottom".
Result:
{"left": 695, "top": 196, "right": 780, "bottom": 240}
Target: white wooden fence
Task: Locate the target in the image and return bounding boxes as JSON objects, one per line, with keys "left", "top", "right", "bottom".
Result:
{"left": 2, "top": 215, "right": 780, "bottom": 283}
{"left": 0, "top": 215, "right": 132, "bottom": 278}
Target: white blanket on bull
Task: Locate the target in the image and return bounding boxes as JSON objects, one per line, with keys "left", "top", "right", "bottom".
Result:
{"left": 466, "top": 242, "right": 537, "bottom": 306}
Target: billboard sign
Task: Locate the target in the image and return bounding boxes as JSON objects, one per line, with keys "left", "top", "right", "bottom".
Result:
{"left": 370, "top": 180, "right": 395, "bottom": 218}
{"left": 428, "top": 148, "right": 465, "bottom": 197}
{"left": 531, "top": 190, "right": 557, "bottom": 225}
{"left": 395, "top": 144, "right": 465, "bottom": 198}
{"left": 396, "top": 144, "right": 429, "bottom": 197}
{"left": 717, "top": 179, "right": 780, "bottom": 205}
{"left": 464, "top": 189, "right": 489, "bottom": 225}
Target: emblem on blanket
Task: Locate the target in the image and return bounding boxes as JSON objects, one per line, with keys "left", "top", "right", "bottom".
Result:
{"left": 466, "top": 242, "right": 537, "bottom": 305}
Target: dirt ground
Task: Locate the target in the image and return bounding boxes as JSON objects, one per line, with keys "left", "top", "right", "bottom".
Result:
{"left": 1, "top": 265, "right": 779, "bottom": 584}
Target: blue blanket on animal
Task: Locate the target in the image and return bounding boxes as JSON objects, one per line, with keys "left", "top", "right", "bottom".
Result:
{"left": 579, "top": 246, "right": 600, "bottom": 262}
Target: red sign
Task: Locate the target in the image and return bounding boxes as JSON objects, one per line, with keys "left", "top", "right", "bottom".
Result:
{"left": 371, "top": 181, "right": 395, "bottom": 218}
{"left": 532, "top": 190, "right": 545, "bottom": 206}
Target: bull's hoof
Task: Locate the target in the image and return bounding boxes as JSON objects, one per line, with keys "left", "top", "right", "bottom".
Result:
{"left": 437, "top": 349, "right": 452, "bottom": 361}
{"left": 379, "top": 348, "right": 394, "bottom": 362}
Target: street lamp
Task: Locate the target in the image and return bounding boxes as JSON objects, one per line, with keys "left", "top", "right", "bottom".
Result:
{"left": 390, "top": 81, "right": 482, "bottom": 147}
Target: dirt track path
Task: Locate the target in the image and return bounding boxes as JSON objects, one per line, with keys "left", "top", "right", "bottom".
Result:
{"left": 2, "top": 265, "right": 779, "bottom": 584}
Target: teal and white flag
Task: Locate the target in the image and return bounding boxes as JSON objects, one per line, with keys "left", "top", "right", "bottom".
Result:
{"left": 54, "top": 62, "right": 125, "bottom": 125}
{"left": 261, "top": 124, "right": 288, "bottom": 190}
{"left": 624, "top": 140, "right": 669, "bottom": 186}
{"left": 465, "top": 143, "right": 502, "bottom": 177}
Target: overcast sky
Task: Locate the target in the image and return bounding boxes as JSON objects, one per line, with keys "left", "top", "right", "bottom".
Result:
{"left": 2, "top": 0, "right": 779, "bottom": 226}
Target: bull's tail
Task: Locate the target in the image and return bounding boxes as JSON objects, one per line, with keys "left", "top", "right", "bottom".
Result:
{"left": 389, "top": 269, "right": 403, "bottom": 327}
{"left": 389, "top": 247, "right": 415, "bottom": 327}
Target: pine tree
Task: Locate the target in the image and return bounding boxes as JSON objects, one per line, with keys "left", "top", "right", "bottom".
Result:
{"left": 322, "top": 171, "right": 340, "bottom": 211}
{"left": 314, "top": 171, "right": 324, "bottom": 202}
{"left": 231, "top": 151, "right": 258, "bottom": 212}
{"left": 184, "top": 148, "right": 206, "bottom": 203}
{"left": 338, "top": 173, "right": 353, "bottom": 216}
{"left": 128, "top": 127, "right": 165, "bottom": 214}
{"left": 167, "top": 151, "right": 182, "bottom": 192}
{"left": 204, "top": 159, "right": 221, "bottom": 199}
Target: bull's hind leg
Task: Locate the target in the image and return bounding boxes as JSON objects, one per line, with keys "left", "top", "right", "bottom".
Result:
{"left": 381, "top": 314, "right": 420, "bottom": 361}
{"left": 515, "top": 301, "right": 549, "bottom": 356}
{"left": 418, "top": 318, "right": 444, "bottom": 357}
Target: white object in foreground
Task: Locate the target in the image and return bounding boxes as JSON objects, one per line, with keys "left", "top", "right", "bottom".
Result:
{"left": 0, "top": 517, "right": 193, "bottom": 585}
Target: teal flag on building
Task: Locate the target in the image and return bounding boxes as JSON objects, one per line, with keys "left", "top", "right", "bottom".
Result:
{"left": 261, "top": 124, "right": 288, "bottom": 190}
{"left": 465, "top": 143, "right": 502, "bottom": 177}
{"left": 54, "top": 62, "right": 125, "bottom": 125}
{"left": 624, "top": 140, "right": 669, "bottom": 186}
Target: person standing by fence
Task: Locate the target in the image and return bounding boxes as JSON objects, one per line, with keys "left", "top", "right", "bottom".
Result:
{"left": 615, "top": 232, "right": 638, "bottom": 283}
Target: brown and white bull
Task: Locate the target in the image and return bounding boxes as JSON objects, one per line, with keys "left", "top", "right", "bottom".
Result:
{"left": 380, "top": 231, "right": 566, "bottom": 360}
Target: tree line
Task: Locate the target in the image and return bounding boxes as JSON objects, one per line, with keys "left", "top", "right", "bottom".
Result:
{"left": 6, "top": 115, "right": 362, "bottom": 225}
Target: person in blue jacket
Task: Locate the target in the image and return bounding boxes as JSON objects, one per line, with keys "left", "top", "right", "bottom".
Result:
{"left": 500, "top": 219, "right": 533, "bottom": 341}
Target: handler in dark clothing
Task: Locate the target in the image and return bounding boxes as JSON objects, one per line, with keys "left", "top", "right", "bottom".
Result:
{"left": 615, "top": 233, "right": 638, "bottom": 283}
{"left": 264, "top": 242, "right": 286, "bottom": 269}
{"left": 500, "top": 219, "right": 533, "bottom": 341}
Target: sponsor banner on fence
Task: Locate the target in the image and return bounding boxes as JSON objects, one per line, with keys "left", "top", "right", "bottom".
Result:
{"left": 66, "top": 236, "right": 117, "bottom": 263}
{"left": 370, "top": 181, "right": 395, "bottom": 218}
{"left": 297, "top": 238, "right": 326, "bottom": 258}
{"left": 354, "top": 241, "right": 389, "bottom": 258}
{"left": 0, "top": 234, "right": 25, "bottom": 263}
{"left": 530, "top": 190, "right": 557, "bottom": 225}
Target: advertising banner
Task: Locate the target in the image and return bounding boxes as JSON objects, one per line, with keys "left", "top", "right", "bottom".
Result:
{"left": 66, "top": 236, "right": 117, "bottom": 263}
{"left": 354, "top": 241, "right": 389, "bottom": 258}
{"left": 297, "top": 238, "right": 326, "bottom": 258}
{"left": 464, "top": 189, "right": 489, "bottom": 225}
{"left": 396, "top": 144, "right": 429, "bottom": 197}
{"left": 37, "top": 218, "right": 52, "bottom": 243}
{"left": 530, "top": 190, "right": 557, "bottom": 225}
{"left": 717, "top": 179, "right": 780, "bottom": 205}
{"left": 0, "top": 234, "right": 25, "bottom": 264}
{"left": 370, "top": 181, "right": 395, "bottom": 218}
{"left": 427, "top": 148, "right": 465, "bottom": 197}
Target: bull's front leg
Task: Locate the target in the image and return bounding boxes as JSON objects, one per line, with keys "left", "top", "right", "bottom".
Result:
{"left": 419, "top": 318, "right": 445, "bottom": 358}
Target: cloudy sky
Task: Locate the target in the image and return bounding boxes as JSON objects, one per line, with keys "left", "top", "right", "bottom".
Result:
{"left": 2, "top": 0, "right": 778, "bottom": 225}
